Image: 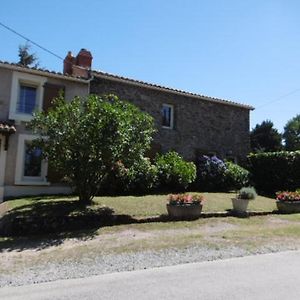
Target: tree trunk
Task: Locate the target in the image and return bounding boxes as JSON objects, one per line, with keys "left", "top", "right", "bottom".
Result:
{"left": 78, "top": 190, "right": 93, "bottom": 205}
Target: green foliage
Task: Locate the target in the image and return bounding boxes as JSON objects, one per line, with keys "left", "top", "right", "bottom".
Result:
{"left": 155, "top": 151, "right": 196, "bottom": 191}
{"left": 18, "top": 43, "right": 38, "bottom": 67}
{"left": 195, "top": 155, "right": 227, "bottom": 191}
{"left": 250, "top": 120, "right": 282, "bottom": 152}
{"left": 237, "top": 187, "right": 257, "bottom": 200}
{"left": 224, "top": 161, "right": 250, "bottom": 190}
{"left": 30, "top": 94, "right": 155, "bottom": 204}
{"left": 248, "top": 151, "right": 300, "bottom": 194}
{"left": 195, "top": 156, "right": 250, "bottom": 192}
{"left": 283, "top": 114, "right": 300, "bottom": 151}
{"left": 101, "top": 158, "right": 158, "bottom": 195}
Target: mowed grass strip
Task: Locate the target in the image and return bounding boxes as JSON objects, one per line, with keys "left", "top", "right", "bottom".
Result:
{"left": 1, "top": 192, "right": 277, "bottom": 218}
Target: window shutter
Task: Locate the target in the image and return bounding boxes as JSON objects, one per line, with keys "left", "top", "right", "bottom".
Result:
{"left": 43, "top": 83, "right": 65, "bottom": 112}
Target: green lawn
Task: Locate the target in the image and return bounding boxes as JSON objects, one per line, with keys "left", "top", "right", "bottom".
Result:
{"left": 1, "top": 193, "right": 300, "bottom": 273}
{"left": 1, "top": 192, "right": 276, "bottom": 218}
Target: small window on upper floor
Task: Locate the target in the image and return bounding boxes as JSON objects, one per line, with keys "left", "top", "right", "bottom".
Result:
{"left": 9, "top": 71, "right": 46, "bottom": 122}
{"left": 17, "top": 84, "right": 37, "bottom": 115}
{"left": 162, "top": 104, "right": 174, "bottom": 129}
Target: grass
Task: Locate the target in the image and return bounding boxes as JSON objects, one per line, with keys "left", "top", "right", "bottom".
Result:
{"left": 2, "top": 214, "right": 300, "bottom": 276}
{"left": 1, "top": 192, "right": 276, "bottom": 219}
{"left": 2, "top": 193, "right": 300, "bottom": 283}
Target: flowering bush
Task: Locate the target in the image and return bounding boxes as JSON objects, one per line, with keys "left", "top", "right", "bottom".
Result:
{"left": 195, "top": 155, "right": 250, "bottom": 191}
{"left": 276, "top": 191, "right": 300, "bottom": 202}
{"left": 195, "top": 155, "right": 226, "bottom": 191}
{"left": 168, "top": 193, "right": 204, "bottom": 206}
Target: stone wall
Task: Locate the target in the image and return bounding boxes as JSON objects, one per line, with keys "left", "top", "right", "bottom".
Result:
{"left": 90, "top": 76, "right": 251, "bottom": 161}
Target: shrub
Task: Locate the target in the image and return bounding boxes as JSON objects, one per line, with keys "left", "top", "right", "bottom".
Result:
{"left": 248, "top": 151, "right": 300, "bottom": 194}
{"left": 195, "top": 155, "right": 227, "bottom": 191}
{"left": 155, "top": 151, "right": 196, "bottom": 191}
{"left": 100, "top": 158, "right": 158, "bottom": 195}
{"left": 195, "top": 156, "right": 251, "bottom": 192}
{"left": 125, "top": 158, "right": 158, "bottom": 193}
{"left": 223, "top": 161, "right": 250, "bottom": 190}
{"left": 237, "top": 187, "right": 257, "bottom": 200}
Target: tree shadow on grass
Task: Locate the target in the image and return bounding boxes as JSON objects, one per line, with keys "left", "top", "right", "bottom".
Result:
{"left": 0, "top": 199, "right": 116, "bottom": 251}
{"left": 2, "top": 198, "right": 262, "bottom": 252}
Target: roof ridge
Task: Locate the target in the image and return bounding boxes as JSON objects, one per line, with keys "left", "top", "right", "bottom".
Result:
{"left": 92, "top": 69, "right": 254, "bottom": 110}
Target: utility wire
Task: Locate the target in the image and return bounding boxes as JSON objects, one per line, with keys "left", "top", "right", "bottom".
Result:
{"left": 255, "top": 88, "right": 300, "bottom": 110}
{"left": 0, "top": 21, "right": 64, "bottom": 61}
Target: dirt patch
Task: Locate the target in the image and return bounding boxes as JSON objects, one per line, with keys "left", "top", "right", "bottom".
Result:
{"left": 201, "top": 221, "right": 238, "bottom": 234}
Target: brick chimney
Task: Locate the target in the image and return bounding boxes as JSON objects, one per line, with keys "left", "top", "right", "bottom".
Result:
{"left": 76, "top": 49, "right": 92, "bottom": 68}
{"left": 63, "top": 49, "right": 93, "bottom": 79}
{"left": 63, "top": 51, "right": 75, "bottom": 75}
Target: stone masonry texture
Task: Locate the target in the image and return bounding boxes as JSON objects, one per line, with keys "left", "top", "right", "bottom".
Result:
{"left": 90, "top": 76, "right": 250, "bottom": 161}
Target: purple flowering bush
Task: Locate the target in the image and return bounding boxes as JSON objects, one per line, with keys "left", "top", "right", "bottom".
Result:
{"left": 195, "top": 155, "right": 250, "bottom": 191}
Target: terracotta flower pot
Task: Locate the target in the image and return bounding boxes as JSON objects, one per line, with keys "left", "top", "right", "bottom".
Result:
{"left": 166, "top": 203, "right": 202, "bottom": 219}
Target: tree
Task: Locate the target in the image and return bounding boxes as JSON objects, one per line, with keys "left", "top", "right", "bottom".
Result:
{"left": 30, "top": 94, "right": 155, "bottom": 205}
{"left": 283, "top": 114, "right": 300, "bottom": 151}
{"left": 18, "top": 43, "right": 38, "bottom": 67}
{"left": 250, "top": 120, "right": 282, "bottom": 152}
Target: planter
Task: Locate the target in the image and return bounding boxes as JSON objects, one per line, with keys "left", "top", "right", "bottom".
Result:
{"left": 232, "top": 198, "right": 250, "bottom": 213}
{"left": 276, "top": 201, "right": 300, "bottom": 214}
{"left": 166, "top": 203, "right": 202, "bottom": 219}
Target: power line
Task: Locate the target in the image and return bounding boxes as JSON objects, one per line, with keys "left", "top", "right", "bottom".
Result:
{"left": 255, "top": 88, "right": 300, "bottom": 110}
{"left": 0, "top": 21, "right": 64, "bottom": 61}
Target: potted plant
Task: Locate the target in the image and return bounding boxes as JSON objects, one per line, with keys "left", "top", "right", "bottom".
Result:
{"left": 166, "top": 193, "right": 204, "bottom": 219}
{"left": 232, "top": 187, "right": 257, "bottom": 214}
{"left": 276, "top": 191, "right": 300, "bottom": 213}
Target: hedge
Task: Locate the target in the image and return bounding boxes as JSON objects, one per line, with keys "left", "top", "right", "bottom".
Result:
{"left": 248, "top": 151, "right": 300, "bottom": 194}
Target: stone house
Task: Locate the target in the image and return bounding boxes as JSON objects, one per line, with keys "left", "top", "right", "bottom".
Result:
{"left": 64, "top": 49, "right": 253, "bottom": 161}
{"left": 0, "top": 49, "right": 253, "bottom": 201}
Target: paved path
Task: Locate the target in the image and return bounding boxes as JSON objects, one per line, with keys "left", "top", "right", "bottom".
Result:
{"left": 1, "top": 250, "right": 300, "bottom": 300}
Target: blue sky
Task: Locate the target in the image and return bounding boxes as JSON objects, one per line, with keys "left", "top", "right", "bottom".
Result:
{"left": 1, "top": 0, "right": 299, "bottom": 132}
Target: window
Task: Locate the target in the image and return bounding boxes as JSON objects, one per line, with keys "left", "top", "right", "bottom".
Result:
{"left": 24, "top": 142, "right": 42, "bottom": 177}
{"left": 15, "top": 134, "right": 49, "bottom": 185}
{"left": 17, "top": 85, "right": 37, "bottom": 114}
{"left": 162, "top": 104, "right": 174, "bottom": 129}
{"left": 9, "top": 71, "right": 46, "bottom": 122}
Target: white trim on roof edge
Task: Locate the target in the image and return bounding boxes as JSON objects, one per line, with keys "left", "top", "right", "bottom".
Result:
{"left": 0, "top": 62, "right": 88, "bottom": 83}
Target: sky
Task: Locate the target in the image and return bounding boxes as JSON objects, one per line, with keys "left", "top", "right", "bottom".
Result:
{"left": 0, "top": 0, "right": 299, "bottom": 132}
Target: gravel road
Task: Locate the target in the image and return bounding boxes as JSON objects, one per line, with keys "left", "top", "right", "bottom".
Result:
{"left": 1, "top": 243, "right": 298, "bottom": 288}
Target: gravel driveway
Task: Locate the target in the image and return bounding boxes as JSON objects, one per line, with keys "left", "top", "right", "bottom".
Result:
{"left": 1, "top": 243, "right": 299, "bottom": 288}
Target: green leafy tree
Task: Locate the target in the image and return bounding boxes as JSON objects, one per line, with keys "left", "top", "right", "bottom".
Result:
{"left": 250, "top": 120, "right": 282, "bottom": 152}
{"left": 18, "top": 43, "right": 38, "bottom": 67}
{"left": 283, "top": 114, "right": 300, "bottom": 151}
{"left": 30, "top": 94, "right": 155, "bottom": 204}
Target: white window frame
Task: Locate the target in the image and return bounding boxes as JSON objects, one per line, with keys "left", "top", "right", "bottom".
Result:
{"left": 162, "top": 103, "right": 174, "bottom": 129}
{"left": 9, "top": 71, "right": 46, "bottom": 122}
{"left": 15, "top": 134, "right": 49, "bottom": 186}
